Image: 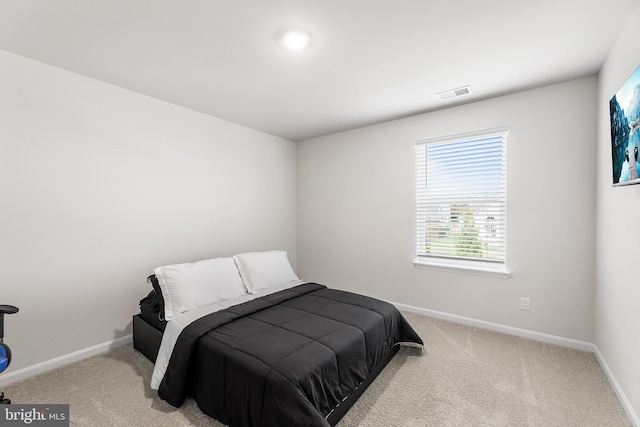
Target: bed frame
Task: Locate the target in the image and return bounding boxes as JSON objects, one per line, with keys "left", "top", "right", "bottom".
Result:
{"left": 133, "top": 314, "right": 163, "bottom": 363}
{"left": 132, "top": 313, "right": 400, "bottom": 426}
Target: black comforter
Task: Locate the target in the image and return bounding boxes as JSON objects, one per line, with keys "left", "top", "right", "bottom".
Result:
{"left": 158, "top": 283, "right": 423, "bottom": 427}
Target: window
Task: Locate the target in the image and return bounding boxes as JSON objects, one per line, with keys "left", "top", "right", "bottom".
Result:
{"left": 415, "top": 127, "right": 509, "bottom": 277}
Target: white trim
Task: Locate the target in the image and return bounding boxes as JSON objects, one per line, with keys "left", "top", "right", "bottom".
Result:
{"left": 593, "top": 345, "right": 640, "bottom": 427}
{"left": 413, "top": 258, "right": 511, "bottom": 279}
{"left": 391, "top": 301, "right": 593, "bottom": 351}
{"left": 414, "top": 126, "right": 510, "bottom": 146}
{"left": 0, "top": 334, "right": 132, "bottom": 387}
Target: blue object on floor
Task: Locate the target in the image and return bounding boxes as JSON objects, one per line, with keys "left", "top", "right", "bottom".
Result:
{"left": 0, "top": 304, "right": 19, "bottom": 404}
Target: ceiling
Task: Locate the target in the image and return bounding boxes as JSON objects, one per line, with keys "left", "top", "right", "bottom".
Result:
{"left": 1, "top": 0, "right": 638, "bottom": 142}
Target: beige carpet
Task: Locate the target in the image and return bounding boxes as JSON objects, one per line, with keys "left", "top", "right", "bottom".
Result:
{"left": 2, "top": 313, "right": 632, "bottom": 426}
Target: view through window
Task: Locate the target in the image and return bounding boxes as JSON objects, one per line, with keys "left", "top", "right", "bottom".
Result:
{"left": 415, "top": 128, "right": 508, "bottom": 267}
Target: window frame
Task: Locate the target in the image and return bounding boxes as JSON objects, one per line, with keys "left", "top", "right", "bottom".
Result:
{"left": 413, "top": 127, "right": 510, "bottom": 278}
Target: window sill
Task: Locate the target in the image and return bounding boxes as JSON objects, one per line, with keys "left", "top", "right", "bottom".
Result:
{"left": 413, "top": 258, "right": 511, "bottom": 279}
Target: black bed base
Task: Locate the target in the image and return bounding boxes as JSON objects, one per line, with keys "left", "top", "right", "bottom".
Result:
{"left": 325, "top": 344, "right": 399, "bottom": 426}
{"left": 132, "top": 313, "right": 399, "bottom": 426}
{"left": 133, "top": 314, "right": 162, "bottom": 363}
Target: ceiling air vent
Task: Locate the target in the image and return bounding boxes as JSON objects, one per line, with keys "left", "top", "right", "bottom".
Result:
{"left": 437, "top": 85, "right": 472, "bottom": 101}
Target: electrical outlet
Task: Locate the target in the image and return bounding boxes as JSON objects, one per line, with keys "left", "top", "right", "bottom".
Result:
{"left": 520, "top": 297, "right": 530, "bottom": 311}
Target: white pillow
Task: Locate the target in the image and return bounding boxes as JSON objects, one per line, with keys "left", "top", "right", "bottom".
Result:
{"left": 233, "top": 250, "right": 299, "bottom": 294}
{"left": 154, "top": 257, "right": 246, "bottom": 320}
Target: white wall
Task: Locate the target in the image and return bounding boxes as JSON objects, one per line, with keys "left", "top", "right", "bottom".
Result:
{"left": 596, "top": 2, "right": 640, "bottom": 422}
{"left": 298, "top": 76, "right": 597, "bottom": 342}
{"left": 0, "top": 50, "right": 297, "bottom": 372}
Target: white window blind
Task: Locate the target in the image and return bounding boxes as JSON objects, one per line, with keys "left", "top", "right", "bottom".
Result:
{"left": 416, "top": 128, "right": 508, "bottom": 267}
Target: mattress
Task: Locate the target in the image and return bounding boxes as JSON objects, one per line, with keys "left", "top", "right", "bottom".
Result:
{"left": 154, "top": 282, "right": 423, "bottom": 427}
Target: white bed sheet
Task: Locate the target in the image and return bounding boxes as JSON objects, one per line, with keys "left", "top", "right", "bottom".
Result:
{"left": 150, "top": 280, "right": 307, "bottom": 390}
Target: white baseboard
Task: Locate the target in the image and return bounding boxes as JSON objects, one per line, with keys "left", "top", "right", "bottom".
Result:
{"left": 1, "top": 306, "right": 638, "bottom": 427}
{"left": 0, "top": 334, "right": 132, "bottom": 388}
{"left": 391, "top": 301, "right": 594, "bottom": 351}
{"left": 391, "top": 300, "right": 639, "bottom": 426}
{"left": 593, "top": 345, "right": 640, "bottom": 427}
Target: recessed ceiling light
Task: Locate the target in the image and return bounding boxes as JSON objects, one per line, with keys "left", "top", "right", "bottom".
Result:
{"left": 277, "top": 28, "right": 310, "bottom": 51}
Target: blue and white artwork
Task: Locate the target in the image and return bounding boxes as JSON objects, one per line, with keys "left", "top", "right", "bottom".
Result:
{"left": 610, "top": 65, "right": 640, "bottom": 186}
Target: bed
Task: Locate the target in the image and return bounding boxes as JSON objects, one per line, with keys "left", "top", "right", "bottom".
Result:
{"left": 133, "top": 251, "right": 423, "bottom": 427}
